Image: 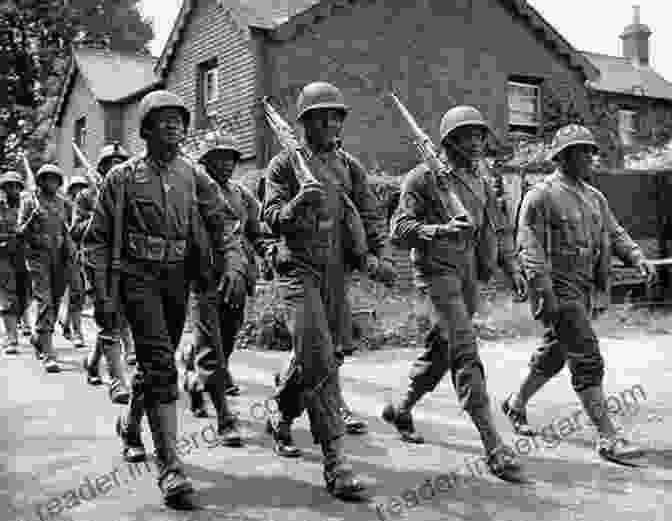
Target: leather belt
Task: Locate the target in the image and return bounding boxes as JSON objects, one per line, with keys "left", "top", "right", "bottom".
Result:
{"left": 126, "top": 233, "right": 187, "bottom": 262}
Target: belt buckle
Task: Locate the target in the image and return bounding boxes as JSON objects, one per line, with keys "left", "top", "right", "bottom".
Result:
{"left": 146, "top": 236, "right": 166, "bottom": 262}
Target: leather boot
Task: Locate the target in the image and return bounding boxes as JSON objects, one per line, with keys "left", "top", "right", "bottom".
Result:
{"left": 189, "top": 391, "right": 208, "bottom": 418}
{"left": 38, "top": 333, "right": 60, "bottom": 373}
{"left": 382, "top": 381, "right": 426, "bottom": 443}
{"left": 116, "top": 386, "right": 146, "bottom": 462}
{"left": 206, "top": 379, "right": 243, "bottom": 447}
{"left": 83, "top": 343, "right": 103, "bottom": 386}
{"left": 145, "top": 401, "right": 196, "bottom": 509}
{"left": 266, "top": 416, "right": 301, "bottom": 457}
{"left": 577, "top": 385, "right": 645, "bottom": 460}
{"left": 501, "top": 394, "right": 537, "bottom": 436}
{"left": 69, "top": 310, "right": 86, "bottom": 348}
{"left": 100, "top": 335, "right": 130, "bottom": 404}
{"left": 382, "top": 403, "right": 424, "bottom": 444}
{"left": 322, "top": 436, "right": 366, "bottom": 501}
{"left": 2, "top": 314, "right": 19, "bottom": 354}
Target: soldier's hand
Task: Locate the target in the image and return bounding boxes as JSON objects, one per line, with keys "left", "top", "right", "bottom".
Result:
{"left": 431, "top": 216, "right": 474, "bottom": 240}
{"left": 219, "top": 271, "right": 247, "bottom": 309}
{"left": 638, "top": 259, "right": 658, "bottom": 286}
{"left": 293, "top": 182, "right": 326, "bottom": 208}
{"left": 533, "top": 291, "right": 559, "bottom": 325}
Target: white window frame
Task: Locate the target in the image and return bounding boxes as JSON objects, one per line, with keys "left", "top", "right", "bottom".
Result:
{"left": 618, "top": 109, "right": 637, "bottom": 146}
{"left": 202, "top": 66, "right": 218, "bottom": 110}
{"left": 507, "top": 81, "right": 541, "bottom": 128}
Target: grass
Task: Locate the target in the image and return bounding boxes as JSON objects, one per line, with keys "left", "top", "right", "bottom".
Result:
{"left": 233, "top": 276, "right": 672, "bottom": 352}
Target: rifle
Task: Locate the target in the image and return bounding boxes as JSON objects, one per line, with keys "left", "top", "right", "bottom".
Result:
{"left": 20, "top": 151, "right": 36, "bottom": 192}
{"left": 108, "top": 176, "right": 125, "bottom": 325}
{"left": 17, "top": 151, "right": 41, "bottom": 235}
{"left": 262, "top": 97, "right": 369, "bottom": 261}
{"left": 72, "top": 141, "right": 103, "bottom": 186}
{"left": 388, "top": 92, "right": 472, "bottom": 226}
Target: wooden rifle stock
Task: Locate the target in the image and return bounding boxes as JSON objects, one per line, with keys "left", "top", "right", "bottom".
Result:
{"left": 72, "top": 141, "right": 103, "bottom": 186}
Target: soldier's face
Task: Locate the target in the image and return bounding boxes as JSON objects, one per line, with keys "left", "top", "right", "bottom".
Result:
{"left": 1, "top": 182, "right": 22, "bottom": 200}
{"left": 148, "top": 108, "right": 186, "bottom": 147}
{"left": 302, "top": 108, "right": 345, "bottom": 150}
{"left": 448, "top": 125, "right": 487, "bottom": 159}
{"left": 40, "top": 174, "right": 61, "bottom": 195}
{"left": 100, "top": 156, "right": 126, "bottom": 176}
{"left": 561, "top": 145, "right": 595, "bottom": 179}
{"left": 202, "top": 150, "right": 238, "bottom": 183}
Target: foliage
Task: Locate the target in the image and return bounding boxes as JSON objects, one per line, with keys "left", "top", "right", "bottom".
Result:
{"left": 0, "top": 0, "right": 153, "bottom": 170}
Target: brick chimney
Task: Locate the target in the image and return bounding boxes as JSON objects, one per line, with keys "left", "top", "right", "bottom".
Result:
{"left": 620, "top": 5, "right": 652, "bottom": 66}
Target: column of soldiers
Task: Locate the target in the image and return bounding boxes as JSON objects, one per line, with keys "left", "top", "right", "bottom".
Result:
{"left": 0, "top": 81, "right": 658, "bottom": 510}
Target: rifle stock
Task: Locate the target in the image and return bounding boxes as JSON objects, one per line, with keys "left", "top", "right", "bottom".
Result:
{"left": 72, "top": 141, "right": 103, "bottom": 186}
{"left": 108, "top": 178, "right": 125, "bottom": 318}
{"left": 21, "top": 152, "right": 36, "bottom": 192}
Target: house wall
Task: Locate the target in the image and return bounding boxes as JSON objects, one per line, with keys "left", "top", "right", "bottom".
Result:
{"left": 121, "top": 99, "right": 146, "bottom": 156}
{"left": 161, "top": 0, "right": 258, "bottom": 159}
{"left": 264, "top": 0, "right": 592, "bottom": 175}
{"left": 55, "top": 72, "right": 105, "bottom": 182}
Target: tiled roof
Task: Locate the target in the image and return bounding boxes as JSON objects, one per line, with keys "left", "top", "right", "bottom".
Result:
{"left": 54, "top": 48, "right": 161, "bottom": 125}
{"left": 73, "top": 48, "right": 159, "bottom": 102}
{"left": 583, "top": 51, "right": 672, "bottom": 101}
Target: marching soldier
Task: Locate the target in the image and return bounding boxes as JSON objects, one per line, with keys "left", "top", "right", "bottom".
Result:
{"left": 262, "top": 81, "right": 393, "bottom": 499}
{"left": 0, "top": 171, "right": 29, "bottom": 354}
{"left": 383, "top": 106, "right": 527, "bottom": 483}
{"left": 502, "top": 124, "right": 656, "bottom": 462}
{"left": 60, "top": 174, "right": 90, "bottom": 348}
{"left": 17, "top": 164, "right": 74, "bottom": 373}
{"left": 72, "top": 143, "right": 135, "bottom": 399}
{"left": 85, "top": 90, "right": 247, "bottom": 509}
{"left": 182, "top": 131, "right": 265, "bottom": 444}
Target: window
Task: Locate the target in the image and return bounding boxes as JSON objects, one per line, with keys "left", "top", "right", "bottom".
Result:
{"left": 74, "top": 116, "right": 86, "bottom": 167}
{"left": 618, "top": 109, "right": 637, "bottom": 146}
{"left": 507, "top": 81, "right": 541, "bottom": 130}
{"left": 197, "top": 58, "right": 218, "bottom": 128}
{"left": 203, "top": 67, "right": 218, "bottom": 107}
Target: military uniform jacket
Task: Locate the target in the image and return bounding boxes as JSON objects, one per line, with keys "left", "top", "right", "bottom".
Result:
{"left": 17, "top": 189, "right": 73, "bottom": 258}
{"left": 263, "top": 146, "right": 388, "bottom": 271}
{"left": 390, "top": 161, "right": 518, "bottom": 281}
{"left": 85, "top": 153, "right": 246, "bottom": 293}
{"left": 0, "top": 195, "right": 22, "bottom": 262}
{"left": 517, "top": 170, "right": 644, "bottom": 296}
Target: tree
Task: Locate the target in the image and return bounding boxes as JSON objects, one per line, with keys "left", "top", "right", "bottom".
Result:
{"left": 0, "top": 0, "right": 153, "bottom": 170}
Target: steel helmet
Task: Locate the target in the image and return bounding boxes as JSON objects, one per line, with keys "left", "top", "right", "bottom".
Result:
{"left": 66, "top": 175, "right": 89, "bottom": 194}
{"left": 199, "top": 130, "right": 242, "bottom": 162}
{"left": 36, "top": 164, "right": 64, "bottom": 185}
{"left": 547, "top": 124, "right": 599, "bottom": 160}
{"left": 138, "top": 90, "right": 190, "bottom": 138}
{"left": 296, "top": 82, "right": 349, "bottom": 121}
{"left": 97, "top": 142, "right": 129, "bottom": 172}
{"left": 0, "top": 171, "right": 25, "bottom": 188}
{"left": 439, "top": 105, "right": 495, "bottom": 145}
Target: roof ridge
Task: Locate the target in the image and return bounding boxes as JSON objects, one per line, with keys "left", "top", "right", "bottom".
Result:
{"left": 74, "top": 46, "right": 155, "bottom": 61}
